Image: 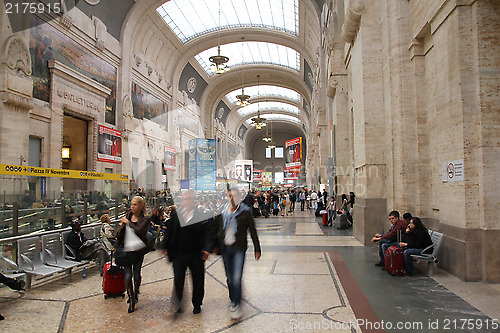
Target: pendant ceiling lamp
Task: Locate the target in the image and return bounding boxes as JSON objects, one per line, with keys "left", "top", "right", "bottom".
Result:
{"left": 209, "top": 0, "right": 229, "bottom": 74}
{"left": 236, "top": 37, "right": 250, "bottom": 107}
{"left": 267, "top": 119, "right": 276, "bottom": 149}
{"left": 250, "top": 75, "right": 266, "bottom": 130}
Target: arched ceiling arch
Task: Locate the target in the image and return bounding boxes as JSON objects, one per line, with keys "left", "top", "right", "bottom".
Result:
{"left": 244, "top": 120, "right": 307, "bottom": 159}
{"left": 122, "top": 0, "right": 321, "bottom": 87}
{"left": 120, "top": 0, "right": 321, "bottom": 143}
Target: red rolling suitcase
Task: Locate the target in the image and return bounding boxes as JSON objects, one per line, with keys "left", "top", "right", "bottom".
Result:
{"left": 103, "top": 260, "right": 125, "bottom": 298}
{"left": 384, "top": 230, "right": 404, "bottom": 276}
{"left": 322, "top": 213, "right": 328, "bottom": 226}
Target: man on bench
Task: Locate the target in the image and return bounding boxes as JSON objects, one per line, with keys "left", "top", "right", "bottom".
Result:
{"left": 371, "top": 211, "right": 407, "bottom": 267}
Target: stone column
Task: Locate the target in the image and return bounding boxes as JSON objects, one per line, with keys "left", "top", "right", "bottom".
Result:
{"left": 342, "top": 0, "right": 387, "bottom": 245}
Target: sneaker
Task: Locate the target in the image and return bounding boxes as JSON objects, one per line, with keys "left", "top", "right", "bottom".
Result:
{"left": 229, "top": 302, "right": 238, "bottom": 312}
{"left": 193, "top": 306, "right": 201, "bottom": 314}
{"left": 374, "top": 262, "right": 384, "bottom": 267}
{"left": 230, "top": 304, "right": 242, "bottom": 319}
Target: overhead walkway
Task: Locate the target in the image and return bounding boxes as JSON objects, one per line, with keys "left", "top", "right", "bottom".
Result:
{"left": 0, "top": 210, "right": 499, "bottom": 332}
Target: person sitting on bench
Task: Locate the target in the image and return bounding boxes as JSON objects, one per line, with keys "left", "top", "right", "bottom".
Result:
{"left": 399, "top": 217, "right": 433, "bottom": 275}
{"left": 67, "top": 221, "right": 109, "bottom": 275}
{"left": 0, "top": 273, "right": 26, "bottom": 320}
{"left": 371, "top": 211, "right": 407, "bottom": 267}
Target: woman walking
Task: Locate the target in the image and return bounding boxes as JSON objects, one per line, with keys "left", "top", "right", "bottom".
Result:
{"left": 116, "top": 196, "right": 150, "bottom": 313}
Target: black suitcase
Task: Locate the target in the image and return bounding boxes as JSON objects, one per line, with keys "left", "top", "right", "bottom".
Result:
{"left": 261, "top": 209, "right": 270, "bottom": 218}
{"left": 273, "top": 208, "right": 279, "bottom": 216}
{"left": 336, "top": 214, "right": 349, "bottom": 229}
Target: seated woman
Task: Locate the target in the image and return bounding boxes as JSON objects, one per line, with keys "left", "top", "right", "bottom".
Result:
{"left": 399, "top": 217, "right": 433, "bottom": 275}
{"left": 100, "top": 214, "right": 116, "bottom": 252}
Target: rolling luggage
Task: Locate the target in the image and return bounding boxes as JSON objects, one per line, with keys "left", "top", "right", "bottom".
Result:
{"left": 261, "top": 209, "right": 270, "bottom": 218}
{"left": 273, "top": 207, "right": 279, "bottom": 216}
{"left": 322, "top": 212, "right": 328, "bottom": 226}
{"left": 103, "top": 254, "right": 125, "bottom": 298}
{"left": 336, "top": 214, "right": 349, "bottom": 229}
{"left": 384, "top": 230, "right": 404, "bottom": 276}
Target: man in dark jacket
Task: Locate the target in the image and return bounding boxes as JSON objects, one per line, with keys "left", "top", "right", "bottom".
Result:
{"left": 212, "top": 188, "right": 261, "bottom": 319}
{"left": 66, "top": 222, "right": 109, "bottom": 275}
{"left": 161, "top": 190, "right": 211, "bottom": 314}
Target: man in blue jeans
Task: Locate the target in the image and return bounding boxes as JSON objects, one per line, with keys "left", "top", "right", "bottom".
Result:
{"left": 212, "top": 188, "right": 261, "bottom": 319}
{"left": 371, "top": 211, "right": 406, "bottom": 267}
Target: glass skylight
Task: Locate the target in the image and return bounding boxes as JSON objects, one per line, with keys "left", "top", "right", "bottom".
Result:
{"left": 238, "top": 102, "right": 300, "bottom": 116}
{"left": 195, "top": 42, "right": 300, "bottom": 75}
{"left": 226, "top": 85, "right": 301, "bottom": 104}
{"left": 245, "top": 114, "right": 300, "bottom": 124}
{"left": 156, "top": 0, "right": 299, "bottom": 43}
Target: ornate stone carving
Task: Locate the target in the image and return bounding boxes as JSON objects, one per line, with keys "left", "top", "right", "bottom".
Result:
{"left": 60, "top": 0, "right": 73, "bottom": 29}
{"left": 147, "top": 65, "right": 153, "bottom": 76}
{"left": 134, "top": 54, "right": 142, "bottom": 67}
{"left": 4, "top": 35, "right": 31, "bottom": 76}
{"left": 326, "top": 77, "right": 338, "bottom": 98}
{"left": 93, "top": 16, "right": 107, "bottom": 51}
{"left": 341, "top": 0, "right": 366, "bottom": 43}
{"left": 123, "top": 95, "right": 133, "bottom": 119}
{"left": 0, "top": 91, "right": 34, "bottom": 111}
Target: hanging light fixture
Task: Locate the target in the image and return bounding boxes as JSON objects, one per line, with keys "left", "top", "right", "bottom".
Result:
{"left": 236, "top": 37, "right": 250, "bottom": 107}
{"left": 209, "top": 0, "right": 229, "bottom": 74}
{"left": 250, "top": 75, "right": 266, "bottom": 129}
{"left": 267, "top": 119, "right": 276, "bottom": 149}
{"left": 262, "top": 123, "right": 272, "bottom": 142}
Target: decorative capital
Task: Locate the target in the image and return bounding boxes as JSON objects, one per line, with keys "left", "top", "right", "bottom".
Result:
{"left": 0, "top": 91, "right": 34, "bottom": 111}
{"left": 4, "top": 35, "right": 31, "bottom": 77}
{"left": 341, "top": 0, "right": 366, "bottom": 44}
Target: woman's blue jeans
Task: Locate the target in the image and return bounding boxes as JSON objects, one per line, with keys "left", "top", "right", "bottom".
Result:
{"left": 403, "top": 248, "right": 423, "bottom": 274}
{"left": 222, "top": 245, "right": 246, "bottom": 306}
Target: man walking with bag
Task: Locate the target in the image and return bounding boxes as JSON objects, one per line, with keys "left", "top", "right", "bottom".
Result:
{"left": 161, "top": 190, "right": 211, "bottom": 314}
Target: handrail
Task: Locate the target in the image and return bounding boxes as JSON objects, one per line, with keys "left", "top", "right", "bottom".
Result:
{"left": 0, "top": 222, "right": 101, "bottom": 244}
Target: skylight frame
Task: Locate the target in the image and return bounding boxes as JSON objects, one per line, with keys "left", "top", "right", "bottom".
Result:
{"left": 238, "top": 102, "right": 301, "bottom": 116}
{"left": 156, "top": 0, "right": 299, "bottom": 44}
{"left": 226, "top": 85, "right": 301, "bottom": 104}
{"left": 245, "top": 113, "right": 301, "bottom": 124}
{"left": 195, "top": 41, "right": 300, "bottom": 76}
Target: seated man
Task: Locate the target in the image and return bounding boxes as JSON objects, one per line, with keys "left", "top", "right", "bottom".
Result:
{"left": 371, "top": 211, "right": 407, "bottom": 267}
{"left": 402, "top": 212, "right": 412, "bottom": 227}
{"left": 66, "top": 222, "right": 109, "bottom": 275}
{"left": 0, "top": 273, "right": 26, "bottom": 320}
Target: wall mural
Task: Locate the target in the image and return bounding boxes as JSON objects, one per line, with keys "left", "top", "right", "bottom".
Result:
{"left": 131, "top": 83, "right": 168, "bottom": 128}
{"left": 30, "top": 15, "right": 117, "bottom": 124}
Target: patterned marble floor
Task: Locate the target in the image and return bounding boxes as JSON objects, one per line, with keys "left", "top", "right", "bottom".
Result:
{"left": 1, "top": 210, "right": 499, "bottom": 332}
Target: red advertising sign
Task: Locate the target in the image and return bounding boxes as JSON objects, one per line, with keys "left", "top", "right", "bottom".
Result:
{"left": 164, "top": 146, "right": 177, "bottom": 171}
{"left": 253, "top": 170, "right": 263, "bottom": 181}
{"left": 97, "top": 125, "right": 122, "bottom": 164}
{"left": 285, "top": 137, "right": 302, "bottom": 171}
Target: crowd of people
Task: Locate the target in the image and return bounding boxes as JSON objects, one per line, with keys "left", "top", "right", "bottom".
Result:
{"left": 62, "top": 188, "right": 262, "bottom": 318}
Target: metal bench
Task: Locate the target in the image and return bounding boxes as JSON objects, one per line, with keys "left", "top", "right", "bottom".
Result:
{"left": 41, "top": 233, "right": 81, "bottom": 271}
{"left": 0, "top": 256, "right": 26, "bottom": 281}
{"left": 411, "top": 230, "right": 443, "bottom": 275}
{"left": 17, "top": 236, "right": 65, "bottom": 288}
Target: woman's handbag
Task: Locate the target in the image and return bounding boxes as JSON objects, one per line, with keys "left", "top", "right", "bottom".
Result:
{"left": 114, "top": 246, "right": 141, "bottom": 267}
{"left": 114, "top": 225, "right": 146, "bottom": 267}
